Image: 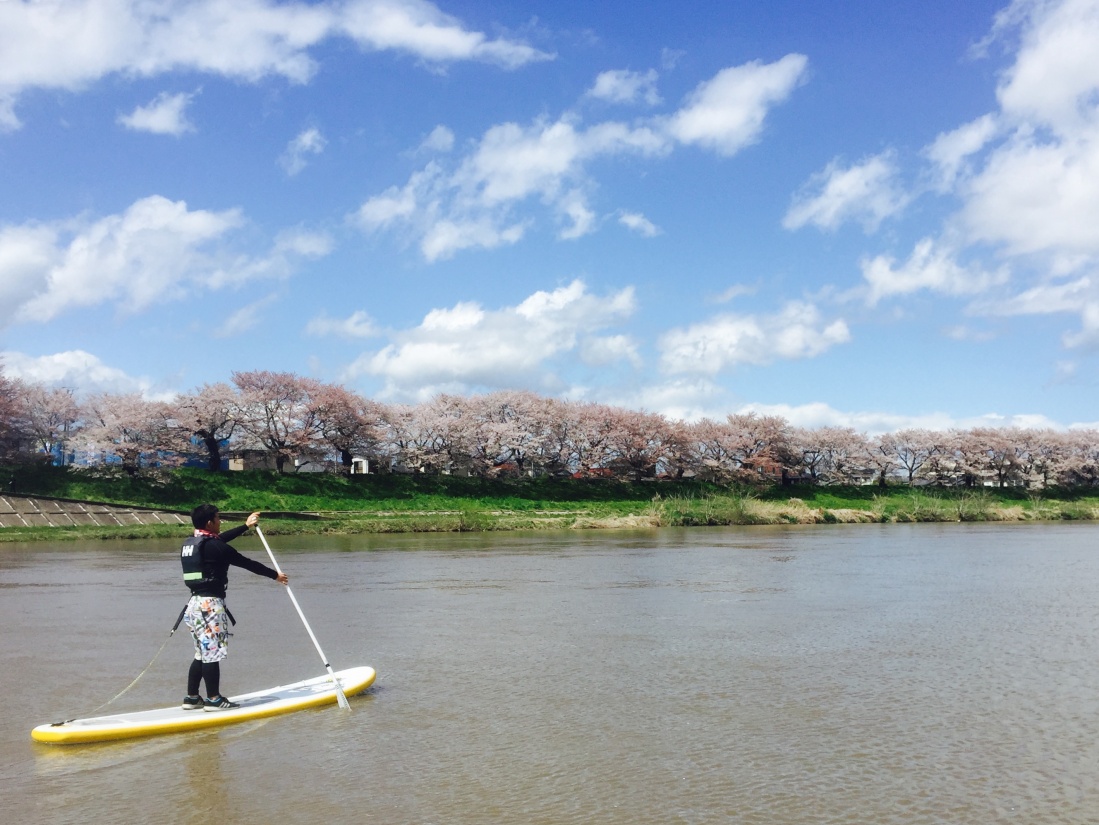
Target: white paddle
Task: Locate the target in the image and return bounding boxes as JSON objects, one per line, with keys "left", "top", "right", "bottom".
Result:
{"left": 255, "top": 525, "right": 351, "bottom": 710}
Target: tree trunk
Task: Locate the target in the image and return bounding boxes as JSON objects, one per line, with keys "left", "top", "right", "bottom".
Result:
{"left": 203, "top": 435, "right": 223, "bottom": 472}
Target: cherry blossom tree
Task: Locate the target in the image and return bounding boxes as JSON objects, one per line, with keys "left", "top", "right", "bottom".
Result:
{"left": 312, "top": 384, "right": 387, "bottom": 474}
{"left": 535, "top": 398, "right": 584, "bottom": 477}
{"left": 1018, "top": 429, "right": 1067, "bottom": 488}
{"left": 822, "top": 427, "right": 870, "bottom": 483}
{"left": 790, "top": 427, "right": 829, "bottom": 482}
{"left": 11, "top": 367, "right": 1099, "bottom": 492}
{"left": 941, "top": 429, "right": 987, "bottom": 487}
{"left": 660, "top": 418, "right": 697, "bottom": 480}
{"left": 231, "top": 371, "right": 325, "bottom": 473}
{"left": 569, "top": 403, "right": 620, "bottom": 477}
{"left": 887, "top": 429, "right": 938, "bottom": 484}
{"left": 514, "top": 394, "right": 572, "bottom": 476}
{"left": 376, "top": 404, "right": 415, "bottom": 473}
{"left": 1057, "top": 430, "right": 1099, "bottom": 487}
{"left": 173, "top": 382, "right": 240, "bottom": 471}
{"left": 0, "top": 366, "right": 25, "bottom": 460}
{"left": 727, "top": 413, "right": 795, "bottom": 482}
{"left": 380, "top": 402, "right": 449, "bottom": 474}
{"left": 80, "top": 392, "right": 175, "bottom": 475}
{"left": 458, "top": 391, "right": 556, "bottom": 477}
{"left": 967, "top": 427, "right": 1027, "bottom": 487}
{"left": 861, "top": 433, "right": 900, "bottom": 487}
{"left": 18, "top": 384, "right": 82, "bottom": 460}
{"left": 603, "top": 408, "right": 670, "bottom": 480}
{"left": 920, "top": 430, "right": 962, "bottom": 486}
{"left": 689, "top": 418, "right": 744, "bottom": 483}
{"left": 419, "top": 394, "right": 479, "bottom": 474}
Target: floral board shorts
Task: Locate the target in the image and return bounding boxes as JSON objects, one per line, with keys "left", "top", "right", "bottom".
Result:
{"left": 184, "top": 595, "right": 230, "bottom": 663}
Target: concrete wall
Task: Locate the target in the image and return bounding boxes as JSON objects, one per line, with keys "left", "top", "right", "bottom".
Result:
{"left": 0, "top": 495, "right": 189, "bottom": 529}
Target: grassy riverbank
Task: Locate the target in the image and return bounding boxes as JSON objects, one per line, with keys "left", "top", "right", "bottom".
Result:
{"left": 3, "top": 464, "right": 1099, "bottom": 542}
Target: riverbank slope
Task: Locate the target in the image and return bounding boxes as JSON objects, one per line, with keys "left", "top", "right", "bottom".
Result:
{"left": 2, "top": 465, "right": 1097, "bottom": 542}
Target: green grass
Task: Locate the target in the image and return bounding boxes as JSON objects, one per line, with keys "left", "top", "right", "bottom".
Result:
{"left": 2, "top": 464, "right": 661, "bottom": 511}
{"left": 3, "top": 464, "right": 1098, "bottom": 542}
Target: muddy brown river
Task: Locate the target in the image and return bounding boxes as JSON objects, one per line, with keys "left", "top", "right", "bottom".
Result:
{"left": 3, "top": 522, "right": 1098, "bottom": 824}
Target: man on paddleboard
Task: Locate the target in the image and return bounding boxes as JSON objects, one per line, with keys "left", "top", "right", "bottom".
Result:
{"left": 181, "top": 505, "right": 288, "bottom": 711}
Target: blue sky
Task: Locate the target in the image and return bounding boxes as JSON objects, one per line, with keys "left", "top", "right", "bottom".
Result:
{"left": 2, "top": 0, "right": 1098, "bottom": 433}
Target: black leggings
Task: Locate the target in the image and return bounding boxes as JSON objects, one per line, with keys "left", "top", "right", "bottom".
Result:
{"left": 187, "top": 659, "right": 221, "bottom": 698}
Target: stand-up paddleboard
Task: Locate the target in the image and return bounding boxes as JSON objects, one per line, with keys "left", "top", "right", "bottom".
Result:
{"left": 32, "top": 666, "right": 375, "bottom": 745}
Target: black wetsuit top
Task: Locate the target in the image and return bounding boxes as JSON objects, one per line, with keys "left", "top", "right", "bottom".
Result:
{"left": 185, "top": 525, "right": 278, "bottom": 599}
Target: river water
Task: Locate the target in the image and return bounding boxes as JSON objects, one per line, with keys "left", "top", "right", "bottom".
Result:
{"left": 3, "top": 522, "right": 1099, "bottom": 824}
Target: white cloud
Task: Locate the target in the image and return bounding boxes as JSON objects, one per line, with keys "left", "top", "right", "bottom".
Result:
{"left": 976, "top": 274, "right": 1099, "bottom": 349}
{"left": 418, "top": 124, "right": 454, "bottom": 153}
{"left": 665, "top": 54, "right": 808, "bottom": 156}
{"left": 1053, "top": 360, "right": 1078, "bottom": 382}
{"left": 280, "top": 127, "right": 327, "bottom": 175}
{"left": 0, "top": 224, "right": 58, "bottom": 326}
{"left": 711, "top": 284, "right": 756, "bottom": 304}
{"left": 354, "top": 57, "right": 806, "bottom": 259}
{"left": 618, "top": 211, "right": 660, "bottom": 237}
{"left": 736, "top": 400, "right": 1066, "bottom": 436}
{"left": 0, "top": 0, "right": 551, "bottom": 131}
{"left": 1063, "top": 305, "right": 1099, "bottom": 349}
{"left": 580, "top": 335, "right": 641, "bottom": 367}
{"left": 213, "top": 293, "right": 279, "bottom": 338}
{"left": 596, "top": 384, "right": 1084, "bottom": 431}
{"left": 774, "top": 4, "right": 1099, "bottom": 355}
{"left": 305, "top": 310, "right": 379, "bottom": 339}
{"left": 354, "top": 163, "right": 435, "bottom": 231}
{"left": 271, "top": 226, "right": 334, "bottom": 259}
{"left": 338, "top": 0, "right": 552, "bottom": 69}
{"left": 345, "top": 280, "right": 637, "bottom": 398}
{"left": 923, "top": 114, "right": 1000, "bottom": 191}
{"left": 596, "top": 383, "right": 1074, "bottom": 432}
{"left": 661, "top": 48, "right": 686, "bottom": 71}
{"left": 420, "top": 217, "right": 529, "bottom": 261}
{"left": 847, "top": 0, "right": 1099, "bottom": 357}
{"left": 557, "top": 189, "right": 597, "bottom": 240}
{"left": 0, "top": 94, "right": 18, "bottom": 132}
{"left": 117, "top": 90, "right": 197, "bottom": 135}
{"left": 860, "top": 237, "right": 1010, "bottom": 305}
{"left": 591, "top": 376, "right": 728, "bottom": 423}
{"left": 935, "top": 1, "right": 1099, "bottom": 272}
{"left": 658, "top": 301, "right": 850, "bottom": 375}
{"left": 993, "top": 0, "right": 1099, "bottom": 134}
{"left": 586, "top": 69, "right": 661, "bottom": 106}
{"left": 455, "top": 118, "right": 642, "bottom": 207}
{"left": 355, "top": 116, "right": 666, "bottom": 260}
{"left": 0, "top": 195, "right": 330, "bottom": 325}
{"left": 0, "top": 349, "right": 159, "bottom": 397}
{"left": 982, "top": 275, "right": 1092, "bottom": 317}
{"left": 960, "top": 125, "right": 1099, "bottom": 260}
{"left": 942, "top": 324, "right": 996, "bottom": 342}
{"left": 784, "top": 151, "right": 909, "bottom": 232}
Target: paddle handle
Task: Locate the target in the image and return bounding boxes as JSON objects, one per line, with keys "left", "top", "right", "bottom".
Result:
{"left": 255, "top": 526, "right": 351, "bottom": 710}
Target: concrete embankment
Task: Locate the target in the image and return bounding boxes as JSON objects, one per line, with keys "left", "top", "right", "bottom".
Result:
{"left": 0, "top": 494, "right": 189, "bottom": 529}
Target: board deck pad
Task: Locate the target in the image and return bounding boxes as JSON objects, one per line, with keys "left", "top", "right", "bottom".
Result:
{"left": 32, "top": 666, "right": 375, "bottom": 745}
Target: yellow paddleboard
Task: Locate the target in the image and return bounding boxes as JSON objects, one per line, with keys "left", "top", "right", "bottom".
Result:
{"left": 32, "top": 666, "right": 375, "bottom": 745}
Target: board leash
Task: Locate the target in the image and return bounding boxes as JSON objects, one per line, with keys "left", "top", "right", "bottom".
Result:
{"left": 51, "top": 604, "right": 190, "bottom": 726}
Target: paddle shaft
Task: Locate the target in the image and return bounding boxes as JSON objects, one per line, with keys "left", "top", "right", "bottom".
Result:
{"left": 255, "top": 526, "right": 351, "bottom": 710}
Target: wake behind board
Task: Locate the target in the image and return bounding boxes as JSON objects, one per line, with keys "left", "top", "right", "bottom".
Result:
{"left": 32, "top": 665, "right": 375, "bottom": 745}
